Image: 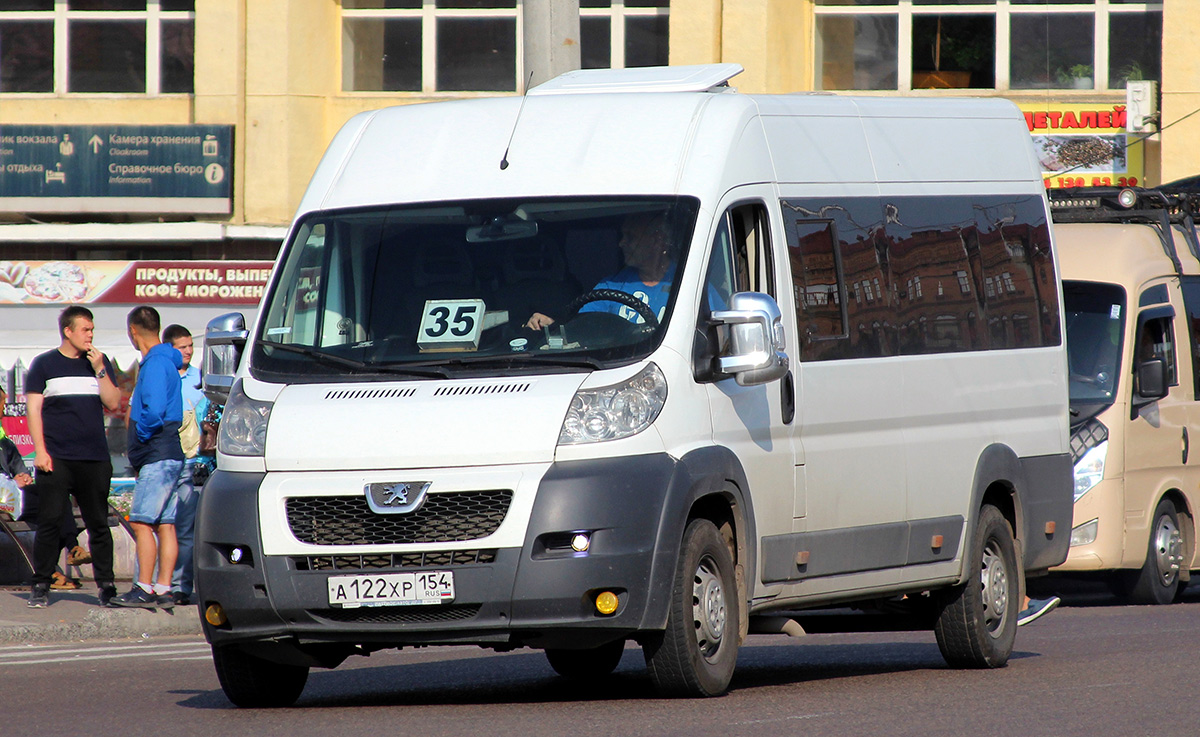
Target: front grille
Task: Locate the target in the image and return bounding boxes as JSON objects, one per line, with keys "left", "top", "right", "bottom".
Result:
{"left": 309, "top": 604, "right": 481, "bottom": 625}
{"left": 285, "top": 491, "right": 512, "bottom": 545}
{"left": 294, "top": 549, "right": 498, "bottom": 571}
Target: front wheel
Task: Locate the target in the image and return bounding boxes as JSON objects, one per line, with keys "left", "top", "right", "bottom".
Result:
{"left": 934, "top": 505, "right": 1019, "bottom": 668}
{"left": 644, "top": 518, "right": 740, "bottom": 697}
{"left": 545, "top": 639, "right": 626, "bottom": 680}
{"left": 212, "top": 644, "right": 309, "bottom": 708}
{"left": 1124, "top": 498, "right": 1184, "bottom": 605}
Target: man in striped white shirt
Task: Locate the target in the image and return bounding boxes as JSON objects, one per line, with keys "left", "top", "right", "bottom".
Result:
{"left": 25, "top": 306, "right": 121, "bottom": 608}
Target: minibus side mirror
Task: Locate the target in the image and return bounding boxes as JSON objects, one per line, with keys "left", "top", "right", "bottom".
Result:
{"left": 1134, "top": 357, "right": 1168, "bottom": 402}
{"left": 203, "top": 312, "right": 249, "bottom": 404}
{"left": 710, "top": 292, "right": 789, "bottom": 386}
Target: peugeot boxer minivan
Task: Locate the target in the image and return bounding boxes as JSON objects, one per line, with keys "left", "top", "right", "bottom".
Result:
{"left": 196, "top": 64, "right": 1073, "bottom": 706}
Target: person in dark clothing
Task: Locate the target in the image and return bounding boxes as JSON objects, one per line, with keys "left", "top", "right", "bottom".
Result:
{"left": 110, "top": 306, "right": 186, "bottom": 610}
{"left": 24, "top": 306, "right": 121, "bottom": 608}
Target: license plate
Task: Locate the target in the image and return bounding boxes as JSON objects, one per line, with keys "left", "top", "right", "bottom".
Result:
{"left": 327, "top": 571, "right": 455, "bottom": 608}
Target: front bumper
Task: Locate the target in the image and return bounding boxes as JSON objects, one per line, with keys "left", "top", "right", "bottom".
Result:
{"left": 194, "top": 454, "right": 681, "bottom": 651}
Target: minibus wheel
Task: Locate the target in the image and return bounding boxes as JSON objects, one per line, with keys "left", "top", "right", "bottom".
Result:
{"left": 644, "top": 518, "right": 739, "bottom": 696}
{"left": 1124, "top": 498, "right": 1183, "bottom": 606}
{"left": 545, "top": 639, "right": 626, "bottom": 680}
{"left": 934, "top": 504, "right": 1018, "bottom": 668}
{"left": 212, "top": 644, "right": 309, "bottom": 708}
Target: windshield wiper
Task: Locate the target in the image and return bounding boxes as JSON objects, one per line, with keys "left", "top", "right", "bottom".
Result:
{"left": 399, "top": 353, "right": 603, "bottom": 371}
{"left": 262, "top": 340, "right": 451, "bottom": 378}
{"left": 260, "top": 340, "right": 371, "bottom": 370}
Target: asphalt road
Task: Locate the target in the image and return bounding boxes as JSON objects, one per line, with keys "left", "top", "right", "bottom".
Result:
{"left": 4, "top": 582, "right": 1198, "bottom": 737}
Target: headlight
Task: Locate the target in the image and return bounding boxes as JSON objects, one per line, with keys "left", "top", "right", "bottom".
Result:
{"left": 1070, "top": 518, "right": 1099, "bottom": 547}
{"left": 218, "top": 380, "right": 273, "bottom": 457}
{"left": 1073, "top": 440, "right": 1107, "bottom": 502}
{"left": 559, "top": 363, "right": 667, "bottom": 445}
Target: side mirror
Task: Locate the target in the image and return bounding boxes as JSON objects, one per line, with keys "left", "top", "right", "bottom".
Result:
{"left": 710, "top": 292, "right": 789, "bottom": 386}
{"left": 1135, "top": 358, "right": 1168, "bottom": 401}
{"left": 203, "top": 312, "right": 248, "bottom": 404}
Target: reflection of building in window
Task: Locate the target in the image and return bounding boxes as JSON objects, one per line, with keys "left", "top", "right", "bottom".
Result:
{"left": 813, "top": 1, "right": 1160, "bottom": 92}
{"left": 341, "top": 0, "right": 669, "bottom": 93}
{"left": 956, "top": 270, "right": 971, "bottom": 294}
{"left": 0, "top": 2, "right": 194, "bottom": 94}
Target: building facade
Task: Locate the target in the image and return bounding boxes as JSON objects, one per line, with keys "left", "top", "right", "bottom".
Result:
{"left": 0, "top": 0, "right": 1196, "bottom": 259}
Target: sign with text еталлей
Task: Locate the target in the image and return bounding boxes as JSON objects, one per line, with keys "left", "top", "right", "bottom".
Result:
{"left": 0, "top": 124, "right": 233, "bottom": 214}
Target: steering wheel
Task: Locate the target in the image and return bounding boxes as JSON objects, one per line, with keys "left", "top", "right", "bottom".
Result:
{"left": 561, "top": 288, "right": 660, "bottom": 328}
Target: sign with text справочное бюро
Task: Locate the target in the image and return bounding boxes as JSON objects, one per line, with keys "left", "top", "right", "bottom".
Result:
{"left": 0, "top": 124, "right": 233, "bottom": 214}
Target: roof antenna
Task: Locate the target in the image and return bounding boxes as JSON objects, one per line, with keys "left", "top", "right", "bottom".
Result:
{"left": 500, "top": 71, "right": 535, "bottom": 170}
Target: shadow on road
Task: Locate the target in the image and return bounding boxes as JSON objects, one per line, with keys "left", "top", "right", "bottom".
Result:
{"left": 176, "top": 637, "right": 1043, "bottom": 711}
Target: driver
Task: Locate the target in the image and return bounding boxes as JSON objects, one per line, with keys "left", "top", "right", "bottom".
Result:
{"left": 525, "top": 212, "right": 672, "bottom": 330}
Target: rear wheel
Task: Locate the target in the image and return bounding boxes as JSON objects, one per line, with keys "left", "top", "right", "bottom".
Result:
{"left": 211, "top": 644, "right": 309, "bottom": 708}
{"left": 1124, "top": 498, "right": 1184, "bottom": 605}
{"left": 545, "top": 640, "right": 626, "bottom": 680}
{"left": 643, "top": 518, "right": 739, "bottom": 697}
{"left": 934, "top": 505, "right": 1019, "bottom": 668}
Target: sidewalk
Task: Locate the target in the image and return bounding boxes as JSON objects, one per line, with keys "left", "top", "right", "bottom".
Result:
{"left": 0, "top": 582, "right": 203, "bottom": 644}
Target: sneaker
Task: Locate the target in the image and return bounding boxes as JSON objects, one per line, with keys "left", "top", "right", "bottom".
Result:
{"left": 171, "top": 591, "right": 191, "bottom": 606}
{"left": 1017, "top": 596, "right": 1061, "bottom": 626}
{"left": 98, "top": 583, "right": 118, "bottom": 608}
{"left": 109, "top": 586, "right": 158, "bottom": 609}
{"left": 27, "top": 584, "right": 50, "bottom": 608}
{"left": 156, "top": 592, "right": 175, "bottom": 610}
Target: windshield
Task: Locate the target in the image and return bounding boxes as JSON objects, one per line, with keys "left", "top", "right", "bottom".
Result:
{"left": 1064, "top": 280, "right": 1126, "bottom": 406}
{"left": 252, "top": 197, "right": 700, "bottom": 380}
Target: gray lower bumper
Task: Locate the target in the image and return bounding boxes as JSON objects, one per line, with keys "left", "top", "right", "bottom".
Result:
{"left": 194, "top": 454, "right": 681, "bottom": 652}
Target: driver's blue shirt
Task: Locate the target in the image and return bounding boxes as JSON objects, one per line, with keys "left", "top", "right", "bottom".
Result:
{"left": 578, "top": 264, "right": 676, "bottom": 324}
{"left": 576, "top": 262, "right": 727, "bottom": 324}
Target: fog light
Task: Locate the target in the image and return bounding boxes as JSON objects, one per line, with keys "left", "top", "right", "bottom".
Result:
{"left": 571, "top": 533, "right": 591, "bottom": 553}
{"left": 595, "top": 591, "right": 619, "bottom": 615}
{"left": 229, "top": 546, "right": 246, "bottom": 564}
{"left": 1117, "top": 188, "right": 1137, "bottom": 208}
{"left": 1071, "top": 518, "right": 1099, "bottom": 547}
{"left": 205, "top": 603, "right": 228, "bottom": 626}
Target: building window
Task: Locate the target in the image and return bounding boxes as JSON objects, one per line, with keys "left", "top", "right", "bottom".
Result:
{"left": 814, "top": 1, "right": 1161, "bottom": 92}
{"left": 342, "top": 0, "right": 670, "bottom": 93}
{"left": 0, "top": 0, "right": 194, "bottom": 94}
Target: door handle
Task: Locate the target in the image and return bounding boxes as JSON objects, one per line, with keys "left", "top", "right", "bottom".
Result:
{"left": 1183, "top": 427, "right": 1190, "bottom": 465}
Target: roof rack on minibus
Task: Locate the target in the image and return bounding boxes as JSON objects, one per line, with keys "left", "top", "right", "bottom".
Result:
{"left": 1047, "top": 187, "right": 1200, "bottom": 277}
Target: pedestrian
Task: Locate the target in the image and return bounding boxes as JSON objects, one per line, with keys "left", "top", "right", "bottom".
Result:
{"left": 24, "top": 306, "right": 120, "bottom": 608}
{"left": 109, "top": 306, "right": 186, "bottom": 610}
{"left": 161, "top": 323, "right": 209, "bottom": 606}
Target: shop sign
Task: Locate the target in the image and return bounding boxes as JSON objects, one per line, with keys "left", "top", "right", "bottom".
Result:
{"left": 0, "top": 260, "right": 273, "bottom": 305}
{"left": 1018, "top": 103, "right": 1144, "bottom": 189}
{"left": 0, "top": 124, "right": 233, "bottom": 214}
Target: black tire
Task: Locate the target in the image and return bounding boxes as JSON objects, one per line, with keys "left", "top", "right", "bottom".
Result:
{"left": 211, "top": 644, "right": 309, "bottom": 708}
{"left": 1124, "top": 498, "right": 1184, "bottom": 605}
{"left": 934, "top": 505, "right": 1019, "bottom": 668}
{"left": 545, "top": 639, "right": 626, "bottom": 680}
{"left": 643, "top": 518, "right": 739, "bottom": 697}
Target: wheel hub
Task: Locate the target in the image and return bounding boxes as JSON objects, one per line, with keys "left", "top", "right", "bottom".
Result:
{"left": 1153, "top": 516, "right": 1184, "bottom": 586}
{"left": 980, "top": 541, "right": 1009, "bottom": 633}
{"left": 692, "top": 557, "right": 726, "bottom": 657}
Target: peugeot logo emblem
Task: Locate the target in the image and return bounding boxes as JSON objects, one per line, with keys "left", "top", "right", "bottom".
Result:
{"left": 365, "top": 481, "right": 431, "bottom": 514}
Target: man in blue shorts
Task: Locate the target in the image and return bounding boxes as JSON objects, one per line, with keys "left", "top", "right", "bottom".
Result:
{"left": 25, "top": 306, "right": 121, "bottom": 608}
{"left": 110, "top": 306, "right": 186, "bottom": 610}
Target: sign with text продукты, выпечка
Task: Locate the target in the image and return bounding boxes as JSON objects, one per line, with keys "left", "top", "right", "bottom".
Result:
{"left": 0, "top": 125, "right": 233, "bottom": 214}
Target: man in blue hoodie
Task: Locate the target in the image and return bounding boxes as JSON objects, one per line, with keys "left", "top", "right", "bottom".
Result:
{"left": 110, "top": 306, "right": 185, "bottom": 610}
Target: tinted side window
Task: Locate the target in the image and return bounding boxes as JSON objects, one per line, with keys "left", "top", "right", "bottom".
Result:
{"left": 1179, "top": 277, "right": 1200, "bottom": 397}
{"left": 1135, "top": 314, "right": 1177, "bottom": 388}
{"left": 782, "top": 194, "right": 1062, "bottom": 362}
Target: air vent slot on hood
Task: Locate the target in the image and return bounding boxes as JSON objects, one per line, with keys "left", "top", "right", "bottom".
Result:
{"left": 324, "top": 387, "right": 418, "bottom": 401}
{"left": 433, "top": 382, "right": 531, "bottom": 397}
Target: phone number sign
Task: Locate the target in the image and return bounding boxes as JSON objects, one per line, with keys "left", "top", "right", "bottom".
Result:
{"left": 0, "top": 124, "right": 233, "bottom": 214}
{"left": 1018, "top": 103, "right": 1144, "bottom": 190}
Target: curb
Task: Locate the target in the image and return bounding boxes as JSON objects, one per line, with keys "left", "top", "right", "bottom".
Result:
{"left": 0, "top": 605, "right": 204, "bottom": 644}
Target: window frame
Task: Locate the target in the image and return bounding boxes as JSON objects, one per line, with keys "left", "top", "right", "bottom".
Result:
{"left": 0, "top": 0, "right": 194, "bottom": 95}
{"left": 340, "top": 0, "right": 670, "bottom": 94}
{"left": 812, "top": 0, "right": 1162, "bottom": 93}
